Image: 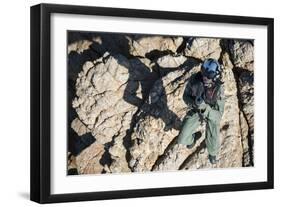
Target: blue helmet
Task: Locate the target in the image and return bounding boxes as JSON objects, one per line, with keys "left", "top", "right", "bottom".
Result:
{"left": 201, "top": 58, "right": 221, "bottom": 81}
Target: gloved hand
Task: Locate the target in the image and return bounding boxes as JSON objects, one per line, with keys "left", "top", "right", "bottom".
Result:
{"left": 203, "top": 105, "right": 211, "bottom": 117}
{"left": 195, "top": 96, "right": 207, "bottom": 110}
{"left": 195, "top": 96, "right": 203, "bottom": 106}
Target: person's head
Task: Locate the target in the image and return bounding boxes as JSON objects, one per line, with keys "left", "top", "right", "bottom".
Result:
{"left": 201, "top": 58, "right": 221, "bottom": 88}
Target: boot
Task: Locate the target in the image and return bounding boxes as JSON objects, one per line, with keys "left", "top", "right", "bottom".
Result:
{"left": 208, "top": 155, "right": 217, "bottom": 164}
{"left": 186, "top": 141, "right": 195, "bottom": 149}
{"left": 186, "top": 132, "right": 201, "bottom": 149}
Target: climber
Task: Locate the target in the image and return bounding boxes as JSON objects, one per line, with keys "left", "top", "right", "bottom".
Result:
{"left": 177, "top": 58, "right": 225, "bottom": 164}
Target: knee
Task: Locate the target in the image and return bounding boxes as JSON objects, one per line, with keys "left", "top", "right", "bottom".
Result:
{"left": 177, "top": 134, "right": 193, "bottom": 146}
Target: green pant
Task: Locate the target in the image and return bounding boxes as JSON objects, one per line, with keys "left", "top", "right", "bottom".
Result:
{"left": 177, "top": 107, "right": 222, "bottom": 156}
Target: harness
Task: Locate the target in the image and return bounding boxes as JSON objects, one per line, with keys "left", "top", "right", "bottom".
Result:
{"left": 203, "top": 85, "right": 220, "bottom": 106}
{"left": 189, "top": 73, "right": 221, "bottom": 107}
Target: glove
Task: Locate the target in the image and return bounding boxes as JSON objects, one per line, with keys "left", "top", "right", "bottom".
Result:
{"left": 195, "top": 96, "right": 207, "bottom": 110}
{"left": 195, "top": 96, "right": 203, "bottom": 106}
{"left": 203, "top": 105, "right": 211, "bottom": 117}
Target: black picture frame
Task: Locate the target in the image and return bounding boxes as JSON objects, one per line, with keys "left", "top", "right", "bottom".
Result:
{"left": 30, "top": 3, "right": 274, "bottom": 204}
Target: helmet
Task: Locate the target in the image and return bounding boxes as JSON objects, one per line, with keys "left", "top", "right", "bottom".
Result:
{"left": 201, "top": 58, "right": 221, "bottom": 82}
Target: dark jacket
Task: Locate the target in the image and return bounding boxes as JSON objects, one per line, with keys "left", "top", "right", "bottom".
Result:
{"left": 183, "top": 72, "right": 225, "bottom": 117}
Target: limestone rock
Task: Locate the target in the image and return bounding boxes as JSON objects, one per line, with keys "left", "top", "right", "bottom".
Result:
{"left": 72, "top": 54, "right": 158, "bottom": 173}
{"left": 128, "top": 36, "right": 183, "bottom": 57}
{"left": 238, "top": 71, "right": 254, "bottom": 130}
{"left": 184, "top": 38, "right": 222, "bottom": 60}
{"left": 239, "top": 111, "right": 251, "bottom": 166}
{"left": 153, "top": 128, "right": 206, "bottom": 171}
{"left": 237, "top": 70, "right": 254, "bottom": 165}
{"left": 90, "top": 33, "right": 133, "bottom": 57}
{"left": 71, "top": 118, "right": 89, "bottom": 136}
{"left": 67, "top": 152, "right": 78, "bottom": 174}
{"left": 229, "top": 40, "right": 254, "bottom": 71}
{"left": 156, "top": 54, "right": 187, "bottom": 68}
{"left": 76, "top": 142, "right": 105, "bottom": 174}
{"left": 68, "top": 40, "right": 93, "bottom": 54}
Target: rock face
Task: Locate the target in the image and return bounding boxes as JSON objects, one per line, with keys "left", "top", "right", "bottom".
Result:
{"left": 156, "top": 55, "right": 187, "bottom": 68}
{"left": 72, "top": 53, "right": 158, "bottom": 173}
{"left": 153, "top": 52, "right": 243, "bottom": 171}
{"left": 67, "top": 32, "right": 254, "bottom": 175}
{"left": 128, "top": 36, "right": 183, "bottom": 57}
{"left": 237, "top": 71, "right": 254, "bottom": 166}
{"left": 184, "top": 38, "right": 222, "bottom": 60}
{"left": 229, "top": 40, "right": 254, "bottom": 71}
{"left": 226, "top": 39, "right": 254, "bottom": 166}
{"left": 68, "top": 40, "right": 93, "bottom": 54}
{"left": 129, "top": 67, "right": 199, "bottom": 172}
{"left": 76, "top": 142, "right": 105, "bottom": 174}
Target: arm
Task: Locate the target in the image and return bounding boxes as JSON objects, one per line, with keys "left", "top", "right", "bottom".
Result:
{"left": 183, "top": 82, "right": 195, "bottom": 108}
{"left": 183, "top": 79, "right": 205, "bottom": 108}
